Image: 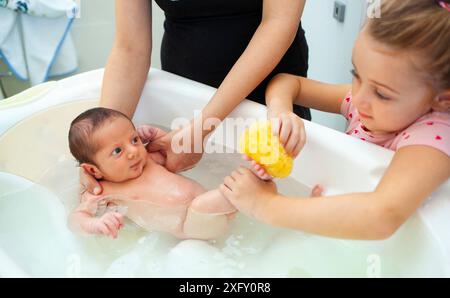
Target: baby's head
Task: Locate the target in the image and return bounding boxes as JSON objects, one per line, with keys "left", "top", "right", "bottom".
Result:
{"left": 69, "top": 107, "right": 147, "bottom": 183}
{"left": 351, "top": 0, "right": 450, "bottom": 134}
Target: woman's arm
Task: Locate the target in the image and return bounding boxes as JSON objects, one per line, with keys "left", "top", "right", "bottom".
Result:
{"left": 100, "top": 0, "right": 152, "bottom": 118}
{"left": 266, "top": 74, "right": 351, "bottom": 117}
{"left": 83, "top": 0, "right": 152, "bottom": 194}
{"left": 200, "top": 0, "right": 306, "bottom": 126}
{"left": 151, "top": 0, "right": 309, "bottom": 173}
{"left": 222, "top": 146, "right": 450, "bottom": 240}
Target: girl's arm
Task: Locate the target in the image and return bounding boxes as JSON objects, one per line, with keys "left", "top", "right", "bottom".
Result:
{"left": 260, "top": 74, "right": 351, "bottom": 157}
{"left": 222, "top": 145, "right": 450, "bottom": 240}
{"left": 100, "top": 0, "right": 152, "bottom": 118}
{"left": 266, "top": 74, "right": 351, "bottom": 117}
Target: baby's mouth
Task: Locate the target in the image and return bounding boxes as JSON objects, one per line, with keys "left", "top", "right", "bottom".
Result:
{"left": 130, "top": 159, "right": 141, "bottom": 170}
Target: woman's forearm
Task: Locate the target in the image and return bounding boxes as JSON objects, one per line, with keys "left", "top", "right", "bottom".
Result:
{"left": 100, "top": 46, "right": 151, "bottom": 118}
{"left": 264, "top": 192, "right": 403, "bottom": 240}
{"left": 200, "top": 18, "right": 302, "bottom": 127}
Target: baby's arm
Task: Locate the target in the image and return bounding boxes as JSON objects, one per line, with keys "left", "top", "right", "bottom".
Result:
{"left": 182, "top": 189, "right": 237, "bottom": 240}
{"left": 222, "top": 146, "right": 450, "bottom": 240}
{"left": 68, "top": 192, "right": 124, "bottom": 239}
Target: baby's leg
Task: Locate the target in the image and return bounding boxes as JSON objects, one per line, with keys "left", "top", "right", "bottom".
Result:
{"left": 189, "top": 189, "right": 236, "bottom": 215}
{"left": 182, "top": 189, "right": 237, "bottom": 240}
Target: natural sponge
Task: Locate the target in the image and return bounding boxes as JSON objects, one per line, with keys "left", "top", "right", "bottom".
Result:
{"left": 239, "top": 121, "right": 293, "bottom": 178}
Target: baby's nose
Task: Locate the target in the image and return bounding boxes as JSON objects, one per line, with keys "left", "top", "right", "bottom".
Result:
{"left": 127, "top": 147, "right": 138, "bottom": 159}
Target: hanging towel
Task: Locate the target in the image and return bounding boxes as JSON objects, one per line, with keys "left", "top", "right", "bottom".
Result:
{"left": 0, "top": 0, "right": 78, "bottom": 85}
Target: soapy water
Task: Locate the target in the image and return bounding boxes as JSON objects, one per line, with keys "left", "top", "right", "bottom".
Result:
{"left": 0, "top": 146, "right": 445, "bottom": 277}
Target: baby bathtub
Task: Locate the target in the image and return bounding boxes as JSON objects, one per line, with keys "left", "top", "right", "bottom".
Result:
{"left": 0, "top": 69, "right": 449, "bottom": 277}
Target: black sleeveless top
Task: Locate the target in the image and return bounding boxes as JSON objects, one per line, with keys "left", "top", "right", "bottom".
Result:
{"left": 154, "top": 0, "right": 310, "bottom": 120}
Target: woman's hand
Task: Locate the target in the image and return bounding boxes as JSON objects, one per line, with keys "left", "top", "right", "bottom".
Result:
{"left": 269, "top": 111, "right": 306, "bottom": 158}
{"left": 137, "top": 124, "right": 168, "bottom": 145}
{"left": 147, "top": 124, "right": 203, "bottom": 173}
{"left": 220, "top": 166, "right": 278, "bottom": 221}
{"left": 79, "top": 167, "right": 102, "bottom": 196}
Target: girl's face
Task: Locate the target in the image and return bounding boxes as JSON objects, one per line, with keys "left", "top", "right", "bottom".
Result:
{"left": 350, "top": 29, "right": 436, "bottom": 134}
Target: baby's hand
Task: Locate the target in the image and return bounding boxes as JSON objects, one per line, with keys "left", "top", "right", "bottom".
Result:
{"left": 242, "top": 155, "right": 273, "bottom": 181}
{"left": 87, "top": 212, "right": 124, "bottom": 239}
{"left": 310, "top": 185, "right": 324, "bottom": 197}
{"left": 269, "top": 112, "right": 306, "bottom": 158}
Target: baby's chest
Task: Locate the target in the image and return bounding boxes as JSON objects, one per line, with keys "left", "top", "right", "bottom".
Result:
{"left": 107, "top": 177, "right": 199, "bottom": 207}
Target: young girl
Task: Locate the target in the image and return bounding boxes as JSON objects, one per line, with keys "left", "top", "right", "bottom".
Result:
{"left": 220, "top": 0, "right": 450, "bottom": 240}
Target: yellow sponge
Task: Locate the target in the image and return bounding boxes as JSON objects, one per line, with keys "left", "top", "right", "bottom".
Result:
{"left": 239, "top": 121, "right": 293, "bottom": 178}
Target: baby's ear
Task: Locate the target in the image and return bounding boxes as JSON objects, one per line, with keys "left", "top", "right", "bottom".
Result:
{"left": 80, "top": 163, "right": 103, "bottom": 179}
{"left": 432, "top": 90, "right": 450, "bottom": 112}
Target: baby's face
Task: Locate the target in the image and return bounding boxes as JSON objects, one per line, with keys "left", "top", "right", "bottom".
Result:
{"left": 91, "top": 117, "right": 148, "bottom": 182}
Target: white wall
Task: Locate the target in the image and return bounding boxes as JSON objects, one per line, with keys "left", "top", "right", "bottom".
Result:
{"left": 71, "top": 0, "right": 165, "bottom": 73}
{"left": 70, "top": 0, "right": 116, "bottom": 74}
{"left": 302, "top": 0, "right": 367, "bottom": 131}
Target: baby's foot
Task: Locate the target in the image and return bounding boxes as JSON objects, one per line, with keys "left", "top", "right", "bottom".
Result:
{"left": 243, "top": 155, "right": 273, "bottom": 181}
{"left": 226, "top": 211, "right": 237, "bottom": 220}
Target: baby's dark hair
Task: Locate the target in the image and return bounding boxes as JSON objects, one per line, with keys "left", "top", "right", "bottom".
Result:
{"left": 68, "top": 107, "right": 133, "bottom": 165}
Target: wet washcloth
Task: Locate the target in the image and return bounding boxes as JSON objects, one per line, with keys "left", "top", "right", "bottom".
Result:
{"left": 0, "top": 0, "right": 78, "bottom": 85}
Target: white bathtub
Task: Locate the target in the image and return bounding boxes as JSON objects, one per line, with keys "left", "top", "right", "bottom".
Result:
{"left": 0, "top": 69, "right": 449, "bottom": 277}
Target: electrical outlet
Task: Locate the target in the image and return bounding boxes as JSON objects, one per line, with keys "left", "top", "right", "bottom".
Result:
{"left": 333, "top": 1, "right": 346, "bottom": 23}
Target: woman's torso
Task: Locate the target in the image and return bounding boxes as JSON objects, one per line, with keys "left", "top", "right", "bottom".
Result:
{"left": 154, "top": 0, "right": 311, "bottom": 119}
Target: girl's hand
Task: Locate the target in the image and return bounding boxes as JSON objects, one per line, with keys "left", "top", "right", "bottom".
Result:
{"left": 311, "top": 185, "right": 324, "bottom": 197}
{"left": 242, "top": 155, "right": 273, "bottom": 181}
{"left": 269, "top": 111, "right": 306, "bottom": 158}
{"left": 220, "top": 167, "right": 278, "bottom": 220}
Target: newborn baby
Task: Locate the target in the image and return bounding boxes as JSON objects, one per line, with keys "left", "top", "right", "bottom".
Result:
{"left": 68, "top": 107, "right": 236, "bottom": 240}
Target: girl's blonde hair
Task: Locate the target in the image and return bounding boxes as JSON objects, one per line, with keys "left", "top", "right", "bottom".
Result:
{"left": 368, "top": 0, "right": 450, "bottom": 91}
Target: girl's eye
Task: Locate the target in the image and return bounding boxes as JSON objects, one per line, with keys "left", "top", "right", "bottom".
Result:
{"left": 132, "top": 137, "right": 139, "bottom": 145}
{"left": 112, "top": 147, "right": 122, "bottom": 156}
{"left": 375, "top": 90, "right": 390, "bottom": 100}
{"left": 350, "top": 69, "right": 360, "bottom": 79}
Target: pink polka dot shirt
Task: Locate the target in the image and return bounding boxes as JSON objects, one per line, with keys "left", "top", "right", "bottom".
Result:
{"left": 340, "top": 91, "right": 450, "bottom": 156}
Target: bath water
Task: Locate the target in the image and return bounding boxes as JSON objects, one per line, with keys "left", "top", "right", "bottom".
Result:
{"left": 0, "top": 150, "right": 444, "bottom": 277}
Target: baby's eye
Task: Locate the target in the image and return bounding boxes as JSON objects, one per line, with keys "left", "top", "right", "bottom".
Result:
{"left": 350, "top": 69, "right": 360, "bottom": 79}
{"left": 112, "top": 147, "right": 122, "bottom": 156}
{"left": 131, "top": 136, "right": 139, "bottom": 145}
